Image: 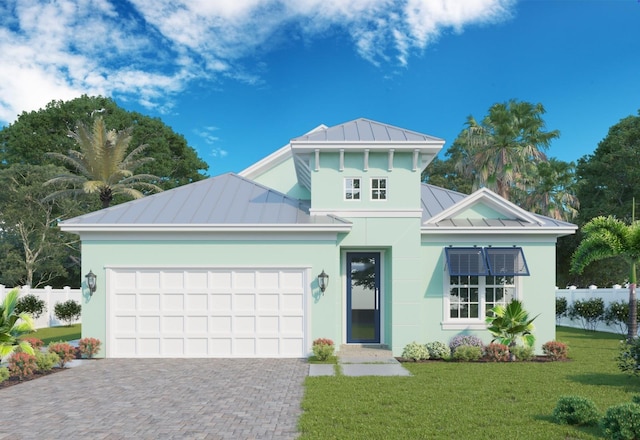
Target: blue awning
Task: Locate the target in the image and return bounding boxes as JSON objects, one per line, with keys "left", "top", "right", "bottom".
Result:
{"left": 445, "top": 246, "right": 530, "bottom": 276}
{"left": 444, "top": 247, "right": 489, "bottom": 276}
{"left": 485, "top": 247, "right": 530, "bottom": 276}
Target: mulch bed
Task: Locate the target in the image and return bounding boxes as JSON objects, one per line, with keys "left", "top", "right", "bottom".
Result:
{"left": 0, "top": 347, "right": 98, "bottom": 391}
{"left": 396, "top": 355, "right": 569, "bottom": 363}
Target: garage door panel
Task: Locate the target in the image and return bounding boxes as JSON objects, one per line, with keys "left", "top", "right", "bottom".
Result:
{"left": 109, "top": 268, "right": 307, "bottom": 358}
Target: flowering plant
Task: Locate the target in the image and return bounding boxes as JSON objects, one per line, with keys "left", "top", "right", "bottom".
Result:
{"left": 78, "top": 337, "right": 101, "bottom": 358}
{"left": 48, "top": 342, "right": 76, "bottom": 367}
{"left": 8, "top": 352, "right": 37, "bottom": 380}
{"left": 22, "top": 337, "right": 44, "bottom": 351}
{"left": 312, "top": 338, "right": 335, "bottom": 361}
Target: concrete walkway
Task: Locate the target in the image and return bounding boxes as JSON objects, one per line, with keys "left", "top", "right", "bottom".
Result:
{"left": 309, "top": 345, "right": 411, "bottom": 377}
{"left": 0, "top": 358, "right": 308, "bottom": 439}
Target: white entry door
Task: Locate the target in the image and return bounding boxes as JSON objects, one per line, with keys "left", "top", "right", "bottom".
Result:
{"left": 106, "top": 268, "right": 308, "bottom": 358}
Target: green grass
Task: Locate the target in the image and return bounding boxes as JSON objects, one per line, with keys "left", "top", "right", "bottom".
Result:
{"left": 22, "top": 324, "right": 81, "bottom": 345}
{"left": 299, "top": 327, "right": 640, "bottom": 439}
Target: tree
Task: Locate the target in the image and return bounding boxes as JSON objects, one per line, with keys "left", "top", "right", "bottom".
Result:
{"left": 0, "top": 95, "right": 208, "bottom": 188}
{"left": 421, "top": 151, "right": 473, "bottom": 195}
{"left": 45, "top": 116, "right": 163, "bottom": 208}
{"left": 0, "top": 164, "right": 82, "bottom": 287}
{"left": 453, "top": 99, "right": 560, "bottom": 200}
{"left": 485, "top": 300, "right": 538, "bottom": 360}
{"left": 0, "top": 289, "right": 35, "bottom": 358}
{"left": 571, "top": 216, "right": 640, "bottom": 339}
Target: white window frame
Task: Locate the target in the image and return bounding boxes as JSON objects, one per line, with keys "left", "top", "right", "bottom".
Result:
{"left": 442, "top": 274, "right": 519, "bottom": 330}
{"left": 370, "top": 178, "right": 387, "bottom": 201}
{"left": 344, "top": 177, "right": 361, "bottom": 201}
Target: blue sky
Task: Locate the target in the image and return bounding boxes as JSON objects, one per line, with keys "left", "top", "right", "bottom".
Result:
{"left": 1, "top": 0, "right": 639, "bottom": 175}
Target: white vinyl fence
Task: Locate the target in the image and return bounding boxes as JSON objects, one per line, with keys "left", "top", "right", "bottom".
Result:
{"left": 556, "top": 285, "right": 635, "bottom": 335}
{"left": 0, "top": 285, "right": 82, "bottom": 329}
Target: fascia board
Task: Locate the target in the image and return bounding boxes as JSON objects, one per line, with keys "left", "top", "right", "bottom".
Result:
{"left": 60, "top": 223, "right": 353, "bottom": 234}
{"left": 290, "top": 142, "right": 443, "bottom": 153}
{"left": 425, "top": 187, "right": 543, "bottom": 226}
{"left": 421, "top": 225, "right": 578, "bottom": 236}
{"left": 238, "top": 143, "right": 292, "bottom": 179}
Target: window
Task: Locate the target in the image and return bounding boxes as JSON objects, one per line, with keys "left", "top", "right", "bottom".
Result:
{"left": 344, "top": 178, "right": 361, "bottom": 200}
{"left": 371, "top": 178, "right": 387, "bottom": 200}
{"left": 447, "top": 275, "right": 515, "bottom": 323}
{"left": 443, "top": 246, "right": 524, "bottom": 329}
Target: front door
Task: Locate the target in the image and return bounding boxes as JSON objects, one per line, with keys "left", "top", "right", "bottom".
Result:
{"left": 346, "top": 252, "right": 381, "bottom": 343}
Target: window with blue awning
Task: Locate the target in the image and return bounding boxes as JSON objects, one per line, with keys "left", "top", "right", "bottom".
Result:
{"left": 445, "top": 247, "right": 530, "bottom": 276}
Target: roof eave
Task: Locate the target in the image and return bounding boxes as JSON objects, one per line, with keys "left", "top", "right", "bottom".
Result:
{"left": 421, "top": 226, "right": 578, "bottom": 236}
{"left": 59, "top": 223, "right": 353, "bottom": 234}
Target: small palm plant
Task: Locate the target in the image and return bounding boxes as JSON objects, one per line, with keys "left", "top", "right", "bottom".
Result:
{"left": 486, "top": 300, "right": 538, "bottom": 360}
{"left": 0, "top": 289, "right": 36, "bottom": 359}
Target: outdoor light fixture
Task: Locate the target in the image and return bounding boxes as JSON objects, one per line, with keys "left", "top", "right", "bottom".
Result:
{"left": 317, "top": 270, "right": 329, "bottom": 294}
{"left": 86, "top": 270, "right": 97, "bottom": 295}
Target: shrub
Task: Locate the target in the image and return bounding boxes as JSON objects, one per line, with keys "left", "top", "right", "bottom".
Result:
{"left": 601, "top": 402, "right": 640, "bottom": 440}
{"left": 0, "top": 367, "right": 9, "bottom": 383}
{"left": 568, "top": 297, "right": 604, "bottom": 331}
{"left": 311, "top": 338, "right": 335, "bottom": 361}
{"left": 401, "top": 342, "right": 430, "bottom": 361}
{"left": 78, "top": 337, "right": 101, "bottom": 358}
{"left": 35, "top": 351, "right": 60, "bottom": 372}
{"left": 8, "top": 352, "right": 37, "bottom": 380}
{"left": 542, "top": 341, "right": 569, "bottom": 361}
{"left": 556, "top": 297, "right": 568, "bottom": 322}
{"left": 15, "top": 294, "right": 47, "bottom": 319}
{"left": 48, "top": 342, "right": 76, "bottom": 367}
{"left": 552, "top": 396, "right": 599, "bottom": 426}
{"left": 451, "top": 345, "right": 483, "bottom": 362}
{"left": 485, "top": 343, "right": 510, "bottom": 362}
{"left": 425, "top": 341, "right": 450, "bottom": 360}
{"left": 510, "top": 345, "right": 535, "bottom": 361}
{"left": 618, "top": 338, "right": 640, "bottom": 375}
{"left": 22, "top": 337, "right": 44, "bottom": 351}
{"left": 54, "top": 300, "right": 81, "bottom": 325}
{"left": 605, "top": 300, "right": 640, "bottom": 336}
{"left": 449, "top": 335, "right": 484, "bottom": 354}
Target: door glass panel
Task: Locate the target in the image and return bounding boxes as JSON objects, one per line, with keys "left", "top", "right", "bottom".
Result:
{"left": 348, "top": 254, "right": 379, "bottom": 342}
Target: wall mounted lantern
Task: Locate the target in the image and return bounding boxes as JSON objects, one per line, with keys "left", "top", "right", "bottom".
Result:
{"left": 86, "top": 270, "right": 97, "bottom": 295}
{"left": 317, "top": 270, "right": 329, "bottom": 294}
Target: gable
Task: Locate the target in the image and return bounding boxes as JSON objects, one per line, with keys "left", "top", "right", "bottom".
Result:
{"left": 453, "top": 203, "right": 512, "bottom": 220}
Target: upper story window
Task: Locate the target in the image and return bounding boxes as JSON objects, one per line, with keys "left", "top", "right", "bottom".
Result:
{"left": 344, "top": 178, "right": 361, "bottom": 200}
{"left": 371, "top": 178, "right": 387, "bottom": 200}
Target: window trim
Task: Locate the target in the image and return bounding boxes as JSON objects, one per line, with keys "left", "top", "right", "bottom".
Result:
{"left": 344, "top": 177, "right": 361, "bottom": 201}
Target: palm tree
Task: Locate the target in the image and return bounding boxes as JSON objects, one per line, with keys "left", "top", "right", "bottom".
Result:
{"left": 456, "top": 100, "right": 560, "bottom": 200}
{"left": 0, "top": 289, "right": 35, "bottom": 358}
{"left": 571, "top": 216, "right": 640, "bottom": 340}
{"left": 45, "top": 116, "right": 162, "bottom": 208}
{"left": 486, "top": 300, "right": 538, "bottom": 360}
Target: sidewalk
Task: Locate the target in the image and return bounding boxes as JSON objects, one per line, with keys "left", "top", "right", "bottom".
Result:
{"left": 309, "top": 345, "right": 411, "bottom": 377}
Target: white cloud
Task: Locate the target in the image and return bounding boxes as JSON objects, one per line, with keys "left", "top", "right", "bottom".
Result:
{"left": 0, "top": 0, "right": 515, "bottom": 124}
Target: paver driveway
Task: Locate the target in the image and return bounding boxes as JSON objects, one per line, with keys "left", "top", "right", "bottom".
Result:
{"left": 0, "top": 358, "right": 308, "bottom": 439}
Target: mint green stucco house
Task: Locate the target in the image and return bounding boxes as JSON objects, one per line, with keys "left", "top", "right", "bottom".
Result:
{"left": 60, "top": 118, "right": 576, "bottom": 358}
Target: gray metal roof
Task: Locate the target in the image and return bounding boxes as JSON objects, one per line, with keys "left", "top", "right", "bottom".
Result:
{"left": 291, "top": 118, "right": 444, "bottom": 143}
{"left": 420, "top": 183, "right": 468, "bottom": 222}
{"left": 60, "top": 173, "right": 349, "bottom": 227}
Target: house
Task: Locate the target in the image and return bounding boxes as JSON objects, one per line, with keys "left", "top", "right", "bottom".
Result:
{"left": 59, "top": 118, "right": 577, "bottom": 358}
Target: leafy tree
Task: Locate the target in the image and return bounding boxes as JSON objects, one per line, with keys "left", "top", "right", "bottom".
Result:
{"left": 454, "top": 99, "right": 560, "bottom": 200}
{"left": 45, "top": 116, "right": 163, "bottom": 208}
{"left": 0, "top": 164, "right": 82, "bottom": 287}
{"left": 0, "top": 289, "right": 35, "bottom": 358}
{"left": 571, "top": 216, "right": 640, "bottom": 339}
{"left": 575, "top": 111, "right": 640, "bottom": 224}
{"left": 422, "top": 152, "right": 473, "bottom": 195}
{"left": 54, "top": 299, "right": 81, "bottom": 326}
{"left": 0, "top": 95, "right": 208, "bottom": 188}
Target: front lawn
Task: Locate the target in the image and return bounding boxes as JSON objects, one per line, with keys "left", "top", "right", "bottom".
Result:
{"left": 23, "top": 324, "right": 81, "bottom": 345}
{"left": 299, "top": 327, "right": 640, "bottom": 439}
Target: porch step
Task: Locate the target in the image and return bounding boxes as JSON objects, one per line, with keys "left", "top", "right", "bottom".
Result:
{"left": 337, "top": 344, "right": 392, "bottom": 359}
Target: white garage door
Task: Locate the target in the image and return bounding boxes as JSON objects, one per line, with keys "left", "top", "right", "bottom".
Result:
{"left": 106, "top": 268, "right": 309, "bottom": 358}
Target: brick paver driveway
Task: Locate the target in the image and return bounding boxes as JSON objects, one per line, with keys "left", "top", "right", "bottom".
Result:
{"left": 0, "top": 358, "right": 308, "bottom": 439}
